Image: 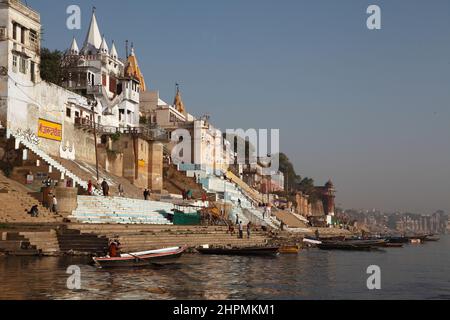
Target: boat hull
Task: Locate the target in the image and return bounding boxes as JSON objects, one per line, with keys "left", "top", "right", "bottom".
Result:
{"left": 93, "top": 246, "right": 186, "bottom": 268}
{"left": 197, "top": 246, "right": 280, "bottom": 256}
{"left": 318, "top": 239, "right": 386, "bottom": 251}
{"left": 279, "top": 246, "right": 300, "bottom": 254}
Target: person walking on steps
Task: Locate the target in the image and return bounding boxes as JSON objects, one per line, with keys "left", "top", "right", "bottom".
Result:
{"left": 238, "top": 221, "right": 244, "bottom": 239}
{"left": 87, "top": 180, "right": 93, "bottom": 195}
{"left": 52, "top": 196, "right": 58, "bottom": 214}
{"left": 101, "top": 179, "right": 109, "bottom": 197}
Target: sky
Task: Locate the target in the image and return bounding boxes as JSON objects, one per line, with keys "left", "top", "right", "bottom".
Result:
{"left": 27, "top": 0, "right": 450, "bottom": 214}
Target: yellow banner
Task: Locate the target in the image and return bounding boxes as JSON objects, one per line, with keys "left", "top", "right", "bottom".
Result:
{"left": 38, "top": 119, "right": 62, "bottom": 142}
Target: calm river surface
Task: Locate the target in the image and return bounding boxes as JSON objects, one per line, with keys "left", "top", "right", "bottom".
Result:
{"left": 1, "top": 236, "right": 449, "bottom": 300}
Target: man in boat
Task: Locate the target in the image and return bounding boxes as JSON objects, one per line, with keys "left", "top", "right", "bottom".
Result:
{"left": 108, "top": 239, "right": 121, "bottom": 258}
{"left": 315, "top": 229, "right": 320, "bottom": 240}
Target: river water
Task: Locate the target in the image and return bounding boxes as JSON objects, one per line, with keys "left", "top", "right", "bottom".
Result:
{"left": 1, "top": 236, "right": 449, "bottom": 300}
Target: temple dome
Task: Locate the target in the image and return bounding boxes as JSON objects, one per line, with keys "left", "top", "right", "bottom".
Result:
{"left": 125, "top": 46, "right": 147, "bottom": 91}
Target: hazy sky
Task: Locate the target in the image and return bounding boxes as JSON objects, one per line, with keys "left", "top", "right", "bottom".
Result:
{"left": 28, "top": 0, "right": 450, "bottom": 213}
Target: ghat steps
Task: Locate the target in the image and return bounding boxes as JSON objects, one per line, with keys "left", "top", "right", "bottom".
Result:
{"left": 19, "top": 230, "right": 60, "bottom": 255}
{"left": 71, "top": 224, "right": 270, "bottom": 252}
{"left": 69, "top": 196, "right": 173, "bottom": 225}
{"left": 9, "top": 131, "right": 102, "bottom": 196}
{"left": 0, "top": 232, "right": 40, "bottom": 255}
{"left": 0, "top": 172, "right": 61, "bottom": 224}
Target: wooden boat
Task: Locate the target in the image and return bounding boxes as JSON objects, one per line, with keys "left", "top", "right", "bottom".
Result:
{"left": 318, "top": 239, "right": 386, "bottom": 251}
{"left": 386, "top": 236, "right": 409, "bottom": 244}
{"left": 383, "top": 243, "right": 404, "bottom": 248}
{"left": 303, "top": 237, "right": 322, "bottom": 245}
{"left": 279, "top": 245, "right": 300, "bottom": 254}
{"left": 347, "top": 239, "right": 387, "bottom": 247}
{"left": 93, "top": 246, "right": 187, "bottom": 268}
{"left": 318, "top": 242, "right": 376, "bottom": 251}
{"left": 197, "top": 246, "right": 280, "bottom": 256}
{"left": 423, "top": 235, "right": 440, "bottom": 242}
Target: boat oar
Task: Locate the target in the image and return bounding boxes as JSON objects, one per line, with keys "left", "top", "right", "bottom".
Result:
{"left": 121, "top": 251, "right": 150, "bottom": 264}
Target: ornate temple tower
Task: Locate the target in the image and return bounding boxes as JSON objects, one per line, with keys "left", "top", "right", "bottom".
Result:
{"left": 323, "top": 180, "right": 336, "bottom": 216}
{"left": 61, "top": 8, "right": 146, "bottom": 128}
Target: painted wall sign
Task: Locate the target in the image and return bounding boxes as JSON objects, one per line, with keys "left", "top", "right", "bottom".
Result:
{"left": 38, "top": 119, "right": 62, "bottom": 142}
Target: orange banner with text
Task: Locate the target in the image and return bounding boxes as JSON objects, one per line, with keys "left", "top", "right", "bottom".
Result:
{"left": 38, "top": 119, "right": 62, "bottom": 142}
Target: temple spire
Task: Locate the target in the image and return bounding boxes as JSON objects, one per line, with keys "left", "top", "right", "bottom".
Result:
{"left": 69, "top": 37, "right": 79, "bottom": 55}
{"left": 110, "top": 41, "right": 118, "bottom": 60}
{"left": 99, "top": 36, "right": 109, "bottom": 55}
{"left": 124, "top": 45, "right": 147, "bottom": 92}
{"left": 173, "top": 84, "right": 186, "bottom": 115}
{"left": 82, "top": 8, "right": 102, "bottom": 53}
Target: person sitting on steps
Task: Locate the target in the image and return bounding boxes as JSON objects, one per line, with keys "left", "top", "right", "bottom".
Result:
{"left": 26, "top": 205, "right": 39, "bottom": 218}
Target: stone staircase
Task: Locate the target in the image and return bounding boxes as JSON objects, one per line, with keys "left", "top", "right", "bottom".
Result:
{"left": 274, "top": 210, "right": 309, "bottom": 229}
{"left": 10, "top": 130, "right": 102, "bottom": 196}
{"left": 57, "top": 228, "right": 109, "bottom": 255}
{"left": 19, "top": 230, "right": 60, "bottom": 256}
{"left": 0, "top": 232, "right": 40, "bottom": 256}
{"left": 70, "top": 224, "right": 270, "bottom": 252}
{"left": 69, "top": 196, "right": 173, "bottom": 225}
{"left": 0, "top": 173, "right": 61, "bottom": 223}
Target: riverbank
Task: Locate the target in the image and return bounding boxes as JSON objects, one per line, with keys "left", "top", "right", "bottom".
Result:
{"left": 0, "top": 222, "right": 356, "bottom": 257}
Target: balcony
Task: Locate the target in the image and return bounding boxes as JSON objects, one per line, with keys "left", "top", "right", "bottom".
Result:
{"left": 87, "top": 85, "right": 102, "bottom": 95}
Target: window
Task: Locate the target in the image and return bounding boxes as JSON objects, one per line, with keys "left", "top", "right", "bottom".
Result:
{"left": 20, "top": 27, "right": 25, "bottom": 44}
{"left": 75, "top": 111, "right": 80, "bottom": 119}
{"left": 12, "top": 23, "right": 17, "bottom": 40}
{"left": 19, "top": 57, "right": 27, "bottom": 74}
{"left": 30, "top": 61, "right": 35, "bottom": 82}
{"left": 0, "top": 27, "right": 7, "bottom": 40}
{"left": 66, "top": 107, "right": 71, "bottom": 118}
{"left": 29, "top": 30, "right": 38, "bottom": 46}
{"left": 109, "top": 77, "right": 117, "bottom": 94}
{"left": 12, "top": 55, "right": 18, "bottom": 72}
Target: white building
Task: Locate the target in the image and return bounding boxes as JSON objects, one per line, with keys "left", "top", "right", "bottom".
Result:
{"left": 61, "top": 8, "right": 145, "bottom": 128}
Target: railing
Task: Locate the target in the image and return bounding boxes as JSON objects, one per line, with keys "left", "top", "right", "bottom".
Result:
{"left": 10, "top": 130, "right": 102, "bottom": 196}
{"left": 87, "top": 85, "right": 102, "bottom": 95}
{"left": 74, "top": 118, "right": 170, "bottom": 141}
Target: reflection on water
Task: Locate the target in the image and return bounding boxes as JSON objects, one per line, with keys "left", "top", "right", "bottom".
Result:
{"left": 1, "top": 236, "right": 449, "bottom": 300}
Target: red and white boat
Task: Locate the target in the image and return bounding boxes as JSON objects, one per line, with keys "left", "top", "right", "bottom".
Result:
{"left": 93, "top": 246, "right": 187, "bottom": 268}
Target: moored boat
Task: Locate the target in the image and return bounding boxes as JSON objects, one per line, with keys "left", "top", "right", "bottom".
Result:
{"left": 318, "top": 242, "right": 374, "bottom": 251}
{"left": 423, "top": 235, "right": 440, "bottom": 242}
{"left": 386, "top": 236, "right": 409, "bottom": 244}
{"left": 93, "top": 246, "right": 187, "bottom": 268}
{"left": 383, "top": 243, "right": 404, "bottom": 248}
{"left": 197, "top": 246, "right": 280, "bottom": 256}
{"left": 279, "top": 245, "right": 300, "bottom": 254}
{"left": 318, "top": 239, "right": 386, "bottom": 251}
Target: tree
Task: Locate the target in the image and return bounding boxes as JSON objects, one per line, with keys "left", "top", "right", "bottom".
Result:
{"left": 40, "top": 48, "right": 64, "bottom": 85}
{"left": 278, "top": 153, "right": 300, "bottom": 193}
